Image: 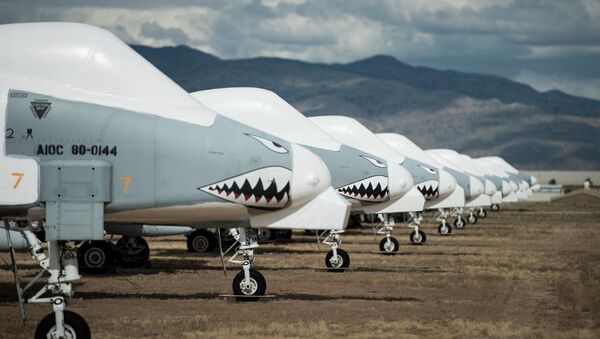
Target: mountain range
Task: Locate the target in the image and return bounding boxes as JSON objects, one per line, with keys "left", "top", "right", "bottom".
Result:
{"left": 132, "top": 45, "right": 600, "bottom": 170}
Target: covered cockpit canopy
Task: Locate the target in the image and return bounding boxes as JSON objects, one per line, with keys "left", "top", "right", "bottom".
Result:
{"left": 0, "top": 22, "right": 215, "bottom": 127}
{"left": 191, "top": 88, "right": 341, "bottom": 151}
{"left": 376, "top": 133, "right": 442, "bottom": 169}
{"left": 309, "top": 116, "right": 405, "bottom": 164}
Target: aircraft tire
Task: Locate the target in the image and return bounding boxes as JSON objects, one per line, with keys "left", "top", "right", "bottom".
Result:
{"left": 379, "top": 237, "right": 399, "bottom": 254}
{"left": 186, "top": 229, "right": 215, "bottom": 253}
{"left": 232, "top": 269, "right": 266, "bottom": 300}
{"left": 410, "top": 230, "right": 427, "bottom": 245}
{"left": 438, "top": 223, "right": 453, "bottom": 235}
{"left": 453, "top": 217, "right": 465, "bottom": 229}
{"left": 467, "top": 214, "right": 478, "bottom": 224}
{"left": 325, "top": 248, "right": 350, "bottom": 271}
{"left": 35, "top": 310, "right": 90, "bottom": 339}
{"left": 77, "top": 240, "right": 114, "bottom": 274}
{"left": 116, "top": 236, "right": 150, "bottom": 268}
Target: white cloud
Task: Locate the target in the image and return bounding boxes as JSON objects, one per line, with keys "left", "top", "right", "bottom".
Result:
{"left": 1, "top": 0, "right": 599, "bottom": 99}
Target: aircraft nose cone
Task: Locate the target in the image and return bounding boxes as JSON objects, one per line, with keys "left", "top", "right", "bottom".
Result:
{"left": 387, "top": 163, "right": 414, "bottom": 199}
{"left": 289, "top": 143, "right": 331, "bottom": 207}
{"left": 509, "top": 180, "right": 518, "bottom": 193}
{"left": 437, "top": 169, "right": 456, "bottom": 198}
{"left": 469, "top": 176, "right": 484, "bottom": 199}
{"left": 501, "top": 180, "right": 511, "bottom": 197}
{"left": 531, "top": 175, "right": 538, "bottom": 186}
{"left": 484, "top": 179, "right": 497, "bottom": 196}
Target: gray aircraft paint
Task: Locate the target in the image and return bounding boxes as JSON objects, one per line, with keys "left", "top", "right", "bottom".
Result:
{"left": 444, "top": 167, "right": 474, "bottom": 200}
{"left": 484, "top": 175, "right": 504, "bottom": 191}
{"left": 5, "top": 90, "right": 295, "bottom": 211}
{"left": 401, "top": 157, "right": 440, "bottom": 200}
{"left": 308, "top": 145, "right": 389, "bottom": 202}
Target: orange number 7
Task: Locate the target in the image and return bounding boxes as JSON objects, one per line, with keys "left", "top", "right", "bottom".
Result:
{"left": 119, "top": 176, "right": 132, "bottom": 194}
{"left": 11, "top": 172, "right": 24, "bottom": 189}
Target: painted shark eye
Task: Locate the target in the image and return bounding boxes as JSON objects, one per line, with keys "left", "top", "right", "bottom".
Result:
{"left": 420, "top": 165, "right": 437, "bottom": 174}
{"left": 361, "top": 155, "right": 386, "bottom": 168}
{"left": 247, "top": 134, "right": 289, "bottom": 154}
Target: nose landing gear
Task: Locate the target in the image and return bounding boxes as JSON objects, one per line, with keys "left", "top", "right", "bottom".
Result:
{"left": 225, "top": 228, "right": 266, "bottom": 300}
{"left": 321, "top": 230, "right": 350, "bottom": 271}
{"left": 4, "top": 225, "right": 91, "bottom": 339}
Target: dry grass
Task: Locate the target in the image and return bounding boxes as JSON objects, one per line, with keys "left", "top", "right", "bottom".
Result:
{"left": 1, "top": 201, "right": 600, "bottom": 338}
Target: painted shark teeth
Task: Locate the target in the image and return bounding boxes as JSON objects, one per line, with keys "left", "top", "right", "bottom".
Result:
{"left": 199, "top": 167, "right": 292, "bottom": 208}
{"left": 416, "top": 179, "right": 439, "bottom": 200}
{"left": 336, "top": 175, "right": 389, "bottom": 202}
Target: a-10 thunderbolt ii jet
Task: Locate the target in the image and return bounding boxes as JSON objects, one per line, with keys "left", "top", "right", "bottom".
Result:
{"left": 0, "top": 22, "right": 351, "bottom": 338}
{"left": 191, "top": 87, "right": 416, "bottom": 264}
{"left": 425, "top": 149, "right": 489, "bottom": 232}
{"left": 376, "top": 133, "right": 474, "bottom": 234}
{"left": 476, "top": 156, "right": 537, "bottom": 203}
{"left": 309, "top": 116, "right": 457, "bottom": 252}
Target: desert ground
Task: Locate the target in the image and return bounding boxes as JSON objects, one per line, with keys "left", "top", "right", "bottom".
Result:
{"left": 1, "top": 200, "right": 599, "bottom": 338}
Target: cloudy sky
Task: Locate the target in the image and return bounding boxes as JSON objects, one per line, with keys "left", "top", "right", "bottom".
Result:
{"left": 2, "top": 0, "right": 600, "bottom": 100}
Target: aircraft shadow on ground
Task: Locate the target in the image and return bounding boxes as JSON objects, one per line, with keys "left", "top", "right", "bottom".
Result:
{"left": 72, "top": 291, "right": 423, "bottom": 303}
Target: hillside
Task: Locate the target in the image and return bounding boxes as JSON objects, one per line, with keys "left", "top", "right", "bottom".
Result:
{"left": 133, "top": 45, "right": 600, "bottom": 170}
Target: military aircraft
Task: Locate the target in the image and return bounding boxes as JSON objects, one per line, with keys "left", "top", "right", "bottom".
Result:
{"left": 477, "top": 156, "right": 537, "bottom": 202}
{"left": 309, "top": 116, "right": 457, "bottom": 251}
{"left": 473, "top": 158, "right": 520, "bottom": 208}
{"left": 425, "top": 149, "right": 489, "bottom": 230}
{"left": 0, "top": 22, "right": 351, "bottom": 337}
{"left": 191, "top": 87, "right": 417, "bottom": 262}
{"left": 376, "top": 133, "right": 470, "bottom": 234}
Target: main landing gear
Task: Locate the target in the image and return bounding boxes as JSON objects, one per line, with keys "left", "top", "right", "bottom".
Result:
{"left": 491, "top": 203, "right": 500, "bottom": 212}
{"left": 77, "top": 235, "right": 150, "bottom": 272}
{"left": 187, "top": 229, "right": 216, "bottom": 253}
{"left": 224, "top": 228, "right": 266, "bottom": 300}
{"left": 320, "top": 230, "right": 350, "bottom": 271}
{"left": 3, "top": 225, "right": 91, "bottom": 339}
{"left": 477, "top": 207, "right": 487, "bottom": 218}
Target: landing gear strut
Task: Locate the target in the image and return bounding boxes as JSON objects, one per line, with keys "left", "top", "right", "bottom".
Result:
{"left": 435, "top": 208, "right": 453, "bottom": 236}
{"left": 227, "top": 227, "right": 266, "bottom": 299}
{"left": 4, "top": 225, "right": 90, "bottom": 339}
{"left": 321, "top": 230, "right": 350, "bottom": 270}
{"left": 451, "top": 207, "right": 464, "bottom": 230}
{"left": 467, "top": 209, "right": 478, "bottom": 224}
{"left": 407, "top": 212, "right": 426, "bottom": 245}
{"left": 491, "top": 203, "right": 500, "bottom": 212}
{"left": 477, "top": 207, "right": 487, "bottom": 218}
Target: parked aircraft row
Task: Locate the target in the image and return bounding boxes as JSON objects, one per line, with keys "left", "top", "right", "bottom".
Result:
{"left": 0, "top": 23, "right": 538, "bottom": 338}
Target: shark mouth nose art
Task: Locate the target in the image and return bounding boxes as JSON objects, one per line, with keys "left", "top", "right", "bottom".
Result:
{"left": 336, "top": 175, "right": 389, "bottom": 202}
{"left": 199, "top": 167, "right": 292, "bottom": 208}
{"left": 416, "top": 180, "right": 439, "bottom": 200}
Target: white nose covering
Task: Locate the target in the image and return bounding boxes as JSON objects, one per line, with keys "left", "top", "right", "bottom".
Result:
{"left": 437, "top": 170, "right": 456, "bottom": 198}
{"left": 469, "top": 176, "right": 484, "bottom": 199}
{"left": 484, "top": 179, "right": 497, "bottom": 196}
{"left": 501, "top": 180, "right": 512, "bottom": 196}
{"left": 509, "top": 180, "right": 518, "bottom": 193}
{"left": 289, "top": 143, "right": 331, "bottom": 207}
{"left": 387, "top": 162, "right": 414, "bottom": 200}
{"left": 531, "top": 176, "right": 538, "bottom": 186}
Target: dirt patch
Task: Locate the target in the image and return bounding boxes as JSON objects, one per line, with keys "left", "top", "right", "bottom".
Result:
{"left": 1, "top": 202, "right": 600, "bottom": 338}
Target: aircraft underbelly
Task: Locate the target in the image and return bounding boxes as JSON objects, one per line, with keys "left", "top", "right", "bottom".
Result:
{"left": 103, "top": 202, "right": 250, "bottom": 225}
